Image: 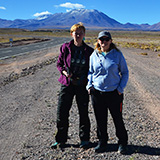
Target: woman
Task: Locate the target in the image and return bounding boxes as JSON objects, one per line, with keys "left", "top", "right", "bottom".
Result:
{"left": 86, "top": 31, "right": 129, "bottom": 153}
{"left": 51, "top": 23, "right": 94, "bottom": 149}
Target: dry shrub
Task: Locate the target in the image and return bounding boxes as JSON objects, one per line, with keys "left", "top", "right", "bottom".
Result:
{"left": 140, "top": 52, "right": 148, "bottom": 55}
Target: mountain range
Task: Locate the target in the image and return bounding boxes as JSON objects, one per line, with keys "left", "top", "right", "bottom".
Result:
{"left": 0, "top": 9, "right": 160, "bottom": 31}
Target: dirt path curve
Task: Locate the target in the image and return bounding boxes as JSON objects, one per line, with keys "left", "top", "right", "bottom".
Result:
{"left": 0, "top": 46, "right": 160, "bottom": 160}
{"left": 121, "top": 47, "right": 160, "bottom": 122}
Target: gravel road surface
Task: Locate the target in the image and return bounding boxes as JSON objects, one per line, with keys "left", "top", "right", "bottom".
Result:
{"left": 0, "top": 45, "right": 160, "bottom": 160}
{"left": 0, "top": 37, "right": 70, "bottom": 60}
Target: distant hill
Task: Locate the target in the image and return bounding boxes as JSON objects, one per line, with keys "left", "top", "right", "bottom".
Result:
{"left": 0, "top": 9, "right": 160, "bottom": 30}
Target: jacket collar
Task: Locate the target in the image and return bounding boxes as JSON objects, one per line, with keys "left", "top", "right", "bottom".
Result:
{"left": 68, "top": 39, "right": 87, "bottom": 52}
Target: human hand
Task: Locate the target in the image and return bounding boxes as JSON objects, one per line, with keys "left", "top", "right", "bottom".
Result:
{"left": 62, "top": 70, "right": 72, "bottom": 78}
{"left": 117, "top": 90, "right": 122, "bottom": 95}
{"left": 88, "top": 87, "right": 95, "bottom": 95}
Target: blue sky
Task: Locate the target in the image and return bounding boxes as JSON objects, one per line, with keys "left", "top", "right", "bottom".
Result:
{"left": 0, "top": 0, "right": 160, "bottom": 25}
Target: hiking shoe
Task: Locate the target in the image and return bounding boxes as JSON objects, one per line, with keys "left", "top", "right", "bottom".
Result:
{"left": 50, "top": 142, "right": 65, "bottom": 149}
{"left": 95, "top": 142, "right": 107, "bottom": 153}
{"left": 118, "top": 144, "right": 127, "bottom": 154}
{"left": 79, "top": 141, "right": 90, "bottom": 148}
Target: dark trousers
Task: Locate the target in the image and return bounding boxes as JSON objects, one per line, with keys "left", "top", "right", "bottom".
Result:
{"left": 91, "top": 89, "right": 128, "bottom": 145}
{"left": 55, "top": 84, "right": 90, "bottom": 143}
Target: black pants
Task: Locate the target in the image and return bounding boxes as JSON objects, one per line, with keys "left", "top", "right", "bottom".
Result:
{"left": 91, "top": 89, "right": 128, "bottom": 145}
{"left": 55, "top": 84, "right": 90, "bottom": 143}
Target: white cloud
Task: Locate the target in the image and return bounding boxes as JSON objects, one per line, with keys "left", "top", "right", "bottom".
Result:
{"left": 56, "top": 2, "right": 85, "bottom": 9}
{"left": 66, "top": 9, "right": 72, "bottom": 12}
{"left": 0, "top": 6, "right": 6, "bottom": 10}
{"left": 33, "top": 11, "right": 52, "bottom": 17}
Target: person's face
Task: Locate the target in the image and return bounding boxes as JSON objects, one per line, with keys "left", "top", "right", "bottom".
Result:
{"left": 98, "top": 36, "right": 112, "bottom": 52}
{"left": 71, "top": 28, "right": 85, "bottom": 45}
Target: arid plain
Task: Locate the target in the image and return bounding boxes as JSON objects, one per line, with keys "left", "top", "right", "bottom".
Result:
{"left": 0, "top": 29, "right": 160, "bottom": 160}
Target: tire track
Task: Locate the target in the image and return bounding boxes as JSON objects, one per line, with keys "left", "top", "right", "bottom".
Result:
{"left": 122, "top": 48, "right": 160, "bottom": 122}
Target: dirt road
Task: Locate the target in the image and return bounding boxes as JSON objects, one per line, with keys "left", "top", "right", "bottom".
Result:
{"left": 0, "top": 46, "right": 160, "bottom": 160}
{"left": 121, "top": 47, "right": 160, "bottom": 122}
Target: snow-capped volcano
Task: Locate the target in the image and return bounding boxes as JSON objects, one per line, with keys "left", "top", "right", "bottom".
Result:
{"left": 0, "top": 9, "right": 159, "bottom": 30}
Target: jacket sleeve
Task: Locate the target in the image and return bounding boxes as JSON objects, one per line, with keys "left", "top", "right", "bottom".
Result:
{"left": 57, "top": 44, "right": 66, "bottom": 74}
{"left": 86, "top": 52, "right": 94, "bottom": 90}
{"left": 117, "top": 53, "right": 129, "bottom": 93}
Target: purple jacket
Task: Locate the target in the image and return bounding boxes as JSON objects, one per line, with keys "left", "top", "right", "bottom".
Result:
{"left": 57, "top": 40, "right": 94, "bottom": 86}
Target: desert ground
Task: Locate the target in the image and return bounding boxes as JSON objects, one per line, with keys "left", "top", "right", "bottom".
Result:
{"left": 0, "top": 39, "right": 160, "bottom": 160}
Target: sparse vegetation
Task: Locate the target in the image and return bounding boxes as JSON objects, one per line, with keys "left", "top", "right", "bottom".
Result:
{"left": 1, "top": 28, "right": 160, "bottom": 55}
{"left": 0, "top": 28, "right": 70, "bottom": 43}
{"left": 140, "top": 52, "right": 148, "bottom": 56}
{"left": 85, "top": 30, "right": 160, "bottom": 52}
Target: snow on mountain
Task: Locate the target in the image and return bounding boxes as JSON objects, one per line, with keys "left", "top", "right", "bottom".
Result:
{"left": 35, "top": 13, "right": 52, "bottom": 20}
{"left": 0, "top": 9, "right": 160, "bottom": 30}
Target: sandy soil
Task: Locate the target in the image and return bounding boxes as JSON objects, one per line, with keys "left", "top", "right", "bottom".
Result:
{"left": 0, "top": 45, "right": 60, "bottom": 79}
{"left": 0, "top": 42, "right": 160, "bottom": 160}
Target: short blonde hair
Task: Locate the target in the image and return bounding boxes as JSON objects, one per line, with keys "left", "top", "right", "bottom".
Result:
{"left": 70, "top": 22, "right": 85, "bottom": 33}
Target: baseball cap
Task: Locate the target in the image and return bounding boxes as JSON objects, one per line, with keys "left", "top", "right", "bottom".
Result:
{"left": 97, "top": 31, "right": 112, "bottom": 39}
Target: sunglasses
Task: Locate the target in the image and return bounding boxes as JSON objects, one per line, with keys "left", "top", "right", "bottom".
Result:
{"left": 99, "top": 37, "right": 110, "bottom": 42}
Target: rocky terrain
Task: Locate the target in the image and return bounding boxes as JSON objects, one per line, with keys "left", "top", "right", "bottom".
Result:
{"left": 0, "top": 44, "right": 160, "bottom": 160}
